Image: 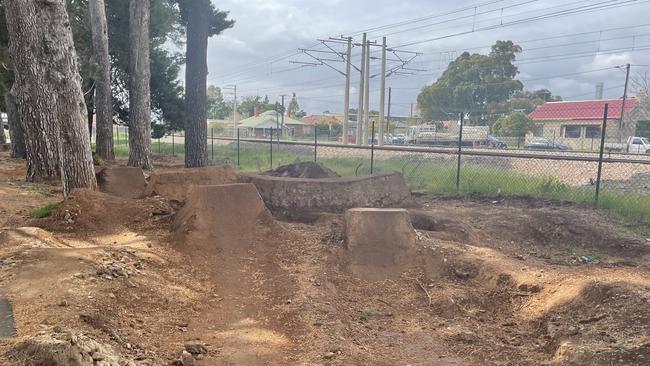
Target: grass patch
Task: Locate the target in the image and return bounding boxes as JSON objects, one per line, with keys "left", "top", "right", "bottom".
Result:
{"left": 29, "top": 203, "right": 58, "bottom": 218}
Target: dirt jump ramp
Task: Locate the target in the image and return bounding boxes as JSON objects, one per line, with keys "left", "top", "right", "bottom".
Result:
{"left": 96, "top": 166, "right": 146, "bottom": 199}
{"left": 239, "top": 171, "right": 413, "bottom": 214}
{"left": 344, "top": 208, "right": 419, "bottom": 281}
{"left": 172, "top": 183, "right": 272, "bottom": 250}
{"left": 144, "top": 166, "right": 238, "bottom": 202}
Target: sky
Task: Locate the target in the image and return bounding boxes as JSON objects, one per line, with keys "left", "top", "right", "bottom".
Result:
{"left": 205, "top": 0, "right": 650, "bottom": 117}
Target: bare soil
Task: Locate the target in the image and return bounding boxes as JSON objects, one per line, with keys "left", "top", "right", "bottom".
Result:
{"left": 0, "top": 151, "right": 648, "bottom": 365}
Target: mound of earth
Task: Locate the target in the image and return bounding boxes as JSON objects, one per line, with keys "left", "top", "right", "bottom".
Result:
{"left": 264, "top": 161, "right": 340, "bottom": 179}
{"left": 96, "top": 167, "right": 146, "bottom": 199}
{"left": 144, "top": 166, "right": 238, "bottom": 202}
{"left": 10, "top": 330, "right": 138, "bottom": 366}
{"left": 44, "top": 189, "right": 170, "bottom": 233}
{"left": 172, "top": 183, "right": 272, "bottom": 250}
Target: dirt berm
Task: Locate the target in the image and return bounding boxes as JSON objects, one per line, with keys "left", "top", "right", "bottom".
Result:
{"left": 172, "top": 183, "right": 273, "bottom": 249}
{"left": 144, "top": 166, "right": 238, "bottom": 202}
{"left": 96, "top": 166, "right": 146, "bottom": 199}
{"left": 344, "top": 208, "right": 421, "bottom": 281}
{"left": 239, "top": 171, "right": 414, "bottom": 213}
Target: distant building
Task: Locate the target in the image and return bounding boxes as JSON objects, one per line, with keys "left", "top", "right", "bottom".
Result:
{"left": 528, "top": 96, "right": 650, "bottom": 149}
{"left": 237, "top": 110, "right": 309, "bottom": 137}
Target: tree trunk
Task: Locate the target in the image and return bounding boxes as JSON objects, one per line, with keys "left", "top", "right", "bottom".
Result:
{"left": 4, "top": 0, "right": 97, "bottom": 193}
{"left": 4, "top": 89, "right": 26, "bottom": 159}
{"left": 183, "top": 0, "right": 210, "bottom": 167}
{"left": 128, "top": 0, "right": 153, "bottom": 170}
{"left": 86, "top": 78, "right": 95, "bottom": 141}
{"left": 89, "top": 0, "right": 114, "bottom": 161}
{"left": 0, "top": 113, "right": 5, "bottom": 144}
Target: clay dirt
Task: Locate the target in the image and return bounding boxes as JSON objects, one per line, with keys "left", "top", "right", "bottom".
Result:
{"left": 0, "top": 151, "right": 649, "bottom": 366}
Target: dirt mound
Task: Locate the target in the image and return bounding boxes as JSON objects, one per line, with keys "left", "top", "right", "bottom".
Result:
{"left": 46, "top": 189, "right": 169, "bottom": 233}
{"left": 264, "top": 161, "right": 340, "bottom": 179}
{"left": 144, "top": 165, "right": 238, "bottom": 202}
{"left": 344, "top": 208, "right": 420, "bottom": 281}
{"left": 539, "top": 281, "right": 650, "bottom": 366}
{"left": 97, "top": 167, "right": 146, "bottom": 199}
{"left": 10, "top": 330, "right": 138, "bottom": 365}
{"left": 172, "top": 183, "right": 272, "bottom": 250}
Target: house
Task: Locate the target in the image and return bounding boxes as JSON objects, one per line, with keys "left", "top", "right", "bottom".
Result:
{"left": 528, "top": 95, "right": 650, "bottom": 150}
{"left": 301, "top": 114, "right": 343, "bottom": 127}
{"left": 237, "top": 110, "right": 310, "bottom": 138}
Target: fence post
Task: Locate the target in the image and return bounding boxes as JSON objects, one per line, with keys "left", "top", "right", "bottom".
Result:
{"left": 595, "top": 104, "right": 609, "bottom": 208}
{"left": 237, "top": 128, "right": 240, "bottom": 168}
{"left": 314, "top": 128, "right": 318, "bottom": 162}
{"left": 172, "top": 133, "right": 175, "bottom": 156}
{"left": 116, "top": 126, "right": 120, "bottom": 145}
{"left": 455, "top": 112, "right": 465, "bottom": 194}
{"left": 158, "top": 137, "right": 161, "bottom": 154}
{"left": 370, "top": 121, "right": 375, "bottom": 174}
{"left": 269, "top": 127, "right": 273, "bottom": 170}
{"left": 211, "top": 128, "right": 214, "bottom": 162}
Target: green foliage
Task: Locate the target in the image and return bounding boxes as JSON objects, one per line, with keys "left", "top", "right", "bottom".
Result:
{"left": 538, "top": 177, "right": 569, "bottom": 194}
{"left": 176, "top": 0, "right": 234, "bottom": 37}
{"left": 492, "top": 111, "right": 535, "bottom": 137}
{"left": 636, "top": 120, "right": 650, "bottom": 139}
{"left": 507, "top": 89, "right": 563, "bottom": 114}
{"left": 238, "top": 96, "right": 283, "bottom": 117}
{"left": 105, "top": 0, "right": 185, "bottom": 131}
{"left": 417, "top": 40, "right": 524, "bottom": 124}
{"left": 29, "top": 203, "right": 58, "bottom": 219}
{"left": 207, "top": 86, "right": 233, "bottom": 119}
{"left": 287, "top": 93, "right": 300, "bottom": 118}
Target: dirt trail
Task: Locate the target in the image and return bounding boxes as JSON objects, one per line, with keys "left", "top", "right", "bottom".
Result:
{"left": 0, "top": 151, "right": 648, "bottom": 365}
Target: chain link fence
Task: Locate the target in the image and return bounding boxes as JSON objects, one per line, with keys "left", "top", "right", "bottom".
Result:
{"left": 112, "top": 101, "right": 650, "bottom": 229}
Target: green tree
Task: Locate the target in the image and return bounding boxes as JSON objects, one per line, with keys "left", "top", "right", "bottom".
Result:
{"left": 417, "top": 40, "right": 523, "bottom": 124}
{"left": 206, "top": 85, "right": 233, "bottom": 119}
{"left": 287, "top": 93, "right": 299, "bottom": 118}
{"left": 507, "top": 89, "right": 562, "bottom": 114}
{"left": 492, "top": 111, "right": 535, "bottom": 146}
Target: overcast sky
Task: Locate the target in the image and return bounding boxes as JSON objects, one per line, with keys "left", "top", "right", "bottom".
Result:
{"left": 205, "top": 0, "right": 650, "bottom": 116}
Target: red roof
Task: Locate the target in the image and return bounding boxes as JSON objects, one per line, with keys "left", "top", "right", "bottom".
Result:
{"left": 301, "top": 115, "right": 341, "bottom": 125}
{"left": 528, "top": 98, "right": 637, "bottom": 121}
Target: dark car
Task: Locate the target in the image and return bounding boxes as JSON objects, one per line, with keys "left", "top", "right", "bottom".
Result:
{"left": 524, "top": 138, "right": 571, "bottom": 151}
{"left": 487, "top": 135, "right": 507, "bottom": 149}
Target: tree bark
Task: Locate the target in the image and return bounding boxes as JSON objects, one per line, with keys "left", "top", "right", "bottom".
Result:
{"left": 128, "top": 0, "right": 153, "bottom": 170}
{"left": 4, "top": 89, "right": 26, "bottom": 159}
{"left": 183, "top": 0, "right": 210, "bottom": 167}
{"left": 89, "top": 0, "right": 114, "bottom": 161}
{"left": 4, "top": 0, "right": 97, "bottom": 193}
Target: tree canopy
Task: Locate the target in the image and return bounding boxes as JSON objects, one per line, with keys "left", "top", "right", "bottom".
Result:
{"left": 417, "top": 40, "right": 524, "bottom": 124}
{"left": 206, "top": 85, "right": 233, "bottom": 119}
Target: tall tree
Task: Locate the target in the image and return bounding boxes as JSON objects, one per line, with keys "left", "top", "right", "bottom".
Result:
{"left": 128, "top": 0, "right": 153, "bottom": 169}
{"left": 89, "top": 0, "right": 114, "bottom": 160}
{"left": 5, "top": 88, "right": 25, "bottom": 158}
{"left": 0, "top": 6, "right": 25, "bottom": 158}
{"left": 417, "top": 40, "right": 523, "bottom": 124}
{"left": 177, "top": 0, "right": 233, "bottom": 167}
{"left": 4, "top": 0, "right": 96, "bottom": 192}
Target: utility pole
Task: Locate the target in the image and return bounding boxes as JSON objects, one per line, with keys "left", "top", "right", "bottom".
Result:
{"left": 618, "top": 63, "right": 631, "bottom": 143}
{"left": 387, "top": 87, "right": 392, "bottom": 134}
{"left": 363, "top": 39, "right": 370, "bottom": 146}
{"left": 223, "top": 85, "right": 238, "bottom": 138}
{"left": 356, "top": 33, "right": 366, "bottom": 146}
{"left": 280, "top": 94, "right": 287, "bottom": 137}
{"left": 410, "top": 103, "right": 414, "bottom": 118}
{"left": 378, "top": 36, "right": 387, "bottom": 146}
{"left": 343, "top": 37, "right": 352, "bottom": 145}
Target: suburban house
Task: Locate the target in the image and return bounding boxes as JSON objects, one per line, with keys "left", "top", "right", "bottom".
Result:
{"left": 301, "top": 114, "right": 344, "bottom": 127}
{"left": 528, "top": 95, "right": 650, "bottom": 149}
{"left": 237, "top": 110, "right": 309, "bottom": 138}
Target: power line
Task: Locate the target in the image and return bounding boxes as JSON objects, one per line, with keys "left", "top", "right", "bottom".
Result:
{"left": 395, "top": 0, "right": 648, "bottom": 48}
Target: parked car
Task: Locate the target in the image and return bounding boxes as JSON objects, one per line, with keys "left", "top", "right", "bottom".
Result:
{"left": 604, "top": 136, "right": 650, "bottom": 154}
{"left": 524, "top": 138, "right": 571, "bottom": 151}
{"left": 393, "top": 133, "right": 406, "bottom": 145}
{"left": 487, "top": 135, "right": 507, "bottom": 149}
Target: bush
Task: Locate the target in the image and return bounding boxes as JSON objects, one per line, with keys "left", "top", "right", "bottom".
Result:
{"left": 29, "top": 203, "right": 58, "bottom": 218}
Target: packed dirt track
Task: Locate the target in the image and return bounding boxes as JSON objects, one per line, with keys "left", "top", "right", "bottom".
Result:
{"left": 0, "top": 151, "right": 649, "bottom": 365}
